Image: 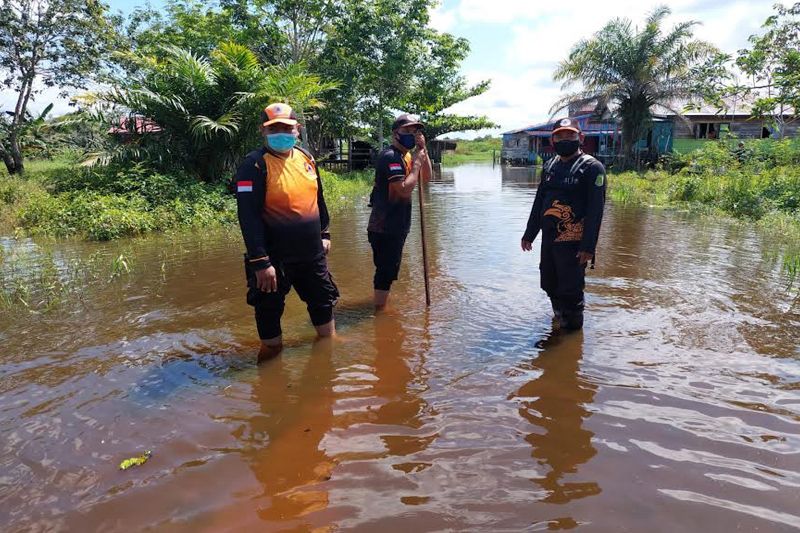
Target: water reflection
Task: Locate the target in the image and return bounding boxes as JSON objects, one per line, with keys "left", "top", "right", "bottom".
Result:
{"left": 512, "top": 332, "right": 600, "bottom": 504}
{"left": 371, "top": 312, "right": 434, "bottom": 459}
{"left": 2, "top": 163, "right": 800, "bottom": 531}
{"left": 244, "top": 340, "right": 336, "bottom": 526}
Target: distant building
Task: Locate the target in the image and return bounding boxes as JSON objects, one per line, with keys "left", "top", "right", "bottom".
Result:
{"left": 501, "top": 98, "right": 798, "bottom": 167}
{"left": 107, "top": 115, "right": 162, "bottom": 137}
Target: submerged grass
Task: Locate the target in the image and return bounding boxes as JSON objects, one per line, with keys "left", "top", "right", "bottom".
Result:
{"left": 0, "top": 158, "right": 373, "bottom": 313}
{"left": 0, "top": 242, "right": 135, "bottom": 314}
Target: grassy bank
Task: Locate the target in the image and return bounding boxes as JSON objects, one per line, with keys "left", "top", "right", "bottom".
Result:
{"left": 0, "top": 156, "right": 372, "bottom": 241}
{"left": 441, "top": 137, "right": 501, "bottom": 165}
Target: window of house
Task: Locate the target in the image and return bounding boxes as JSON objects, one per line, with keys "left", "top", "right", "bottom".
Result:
{"left": 694, "top": 122, "right": 729, "bottom": 139}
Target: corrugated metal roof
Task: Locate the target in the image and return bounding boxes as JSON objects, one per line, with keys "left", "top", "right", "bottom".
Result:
{"left": 502, "top": 114, "right": 594, "bottom": 135}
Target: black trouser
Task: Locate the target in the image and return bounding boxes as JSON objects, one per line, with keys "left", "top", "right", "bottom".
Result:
{"left": 244, "top": 254, "right": 339, "bottom": 340}
{"left": 540, "top": 241, "right": 586, "bottom": 330}
{"left": 368, "top": 231, "right": 407, "bottom": 291}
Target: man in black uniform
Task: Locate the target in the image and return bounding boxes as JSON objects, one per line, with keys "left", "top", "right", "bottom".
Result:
{"left": 367, "top": 113, "right": 432, "bottom": 310}
{"left": 521, "top": 118, "right": 606, "bottom": 331}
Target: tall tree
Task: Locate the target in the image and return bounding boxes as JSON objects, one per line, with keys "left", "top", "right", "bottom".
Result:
{"left": 402, "top": 30, "right": 496, "bottom": 139}
{"left": 552, "top": 6, "right": 715, "bottom": 168}
{"left": 0, "top": 0, "right": 114, "bottom": 174}
{"left": 736, "top": 2, "right": 800, "bottom": 138}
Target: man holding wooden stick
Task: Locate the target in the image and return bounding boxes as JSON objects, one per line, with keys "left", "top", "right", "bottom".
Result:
{"left": 367, "top": 114, "right": 432, "bottom": 310}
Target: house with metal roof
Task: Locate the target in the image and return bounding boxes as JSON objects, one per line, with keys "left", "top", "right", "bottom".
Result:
{"left": 501, "top": 97, "right": 798, "bottom": 167}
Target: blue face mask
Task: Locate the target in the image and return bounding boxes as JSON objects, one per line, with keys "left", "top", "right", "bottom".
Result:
{"left": 397, "top": 133, "right": 416, "bottom": 149}
{"left": 266, "top": 133, "right": 296, "bottom": 152}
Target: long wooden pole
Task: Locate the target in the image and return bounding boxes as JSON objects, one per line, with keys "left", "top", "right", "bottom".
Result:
{"left": 417, "top": 178, "right": 431, "bottom": 307}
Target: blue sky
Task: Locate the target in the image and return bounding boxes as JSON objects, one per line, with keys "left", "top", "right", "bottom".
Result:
{"left": 2, "top": 0, "right": 781, "bottom": 137}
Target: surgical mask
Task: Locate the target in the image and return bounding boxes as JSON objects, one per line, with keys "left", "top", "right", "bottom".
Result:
{"left": 266, "top": 133, "right": 296, "bottom": 152}
{"left": 397, "top": 133, "right": 416, "bottom": 149}
{"left": 553, "top": 139, "right": 580, "bottom": 157}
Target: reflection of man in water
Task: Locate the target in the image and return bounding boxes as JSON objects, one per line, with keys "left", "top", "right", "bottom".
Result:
{"left": 511, "top": 333, "right": 599, "bottom": 504}
{"left": 243, "top": 339, "right": 336, "bottom": 527}
{"left": 371, "top": 313, "right": 432, "bottom": 458}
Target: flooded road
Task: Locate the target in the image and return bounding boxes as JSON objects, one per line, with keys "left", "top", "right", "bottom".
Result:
{"left": 1, "top": 163, "right": 799, "bottom": 531}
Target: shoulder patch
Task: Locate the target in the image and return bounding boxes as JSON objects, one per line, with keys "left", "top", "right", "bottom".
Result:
{"left": 595, "top": 173, "right": 605, "bottom": 187}
{"left": 388, "top": 163, "right": 403, "bottom": 172}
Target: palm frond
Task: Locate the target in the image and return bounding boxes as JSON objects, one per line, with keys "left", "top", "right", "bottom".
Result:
{"left": 189, "top": 113, "right": 241, "bottom": 142}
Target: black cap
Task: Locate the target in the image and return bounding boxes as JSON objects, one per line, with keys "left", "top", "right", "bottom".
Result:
{"left": 391, "top": 113, "right": 424, "bottom": 131}
{"left": 552, "top": 117, "right": 581, "bottom": 134}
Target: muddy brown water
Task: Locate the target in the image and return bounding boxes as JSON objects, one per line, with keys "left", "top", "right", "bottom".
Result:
{"left": 1, "top": 163, "right": 799, "bottom": 532}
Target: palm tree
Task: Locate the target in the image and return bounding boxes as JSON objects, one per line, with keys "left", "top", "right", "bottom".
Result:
{"left": 260, "top": 62, "right": 339, "bottom": 152}
{"left": 83, "top": 43, "right": 336, "bottom": 181}
{"left": 552, "top": 6, "right": 716, "bottom": 169}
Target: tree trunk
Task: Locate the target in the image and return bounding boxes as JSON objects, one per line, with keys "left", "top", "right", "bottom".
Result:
{"left": 8, "top": 74, "right": 36, "bottom": 175}
{"left": 8, "top": 134, "right": 24, "bottom": 174}
{"left": 296, "top": 106, "right": 312, "bottom": 155}
{"left": 0, "top": 145, "right": 16, "bottom": 174}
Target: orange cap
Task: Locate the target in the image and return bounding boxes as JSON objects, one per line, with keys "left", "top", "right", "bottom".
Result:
{"left": 261, "top": 103, "right": 298, "bottom": 127}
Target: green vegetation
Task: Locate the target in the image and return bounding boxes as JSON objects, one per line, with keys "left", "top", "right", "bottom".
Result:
{"left": 2, "top": 0, "right": 495, "bottom": 177}
{"left": 441, "top": 137, "right": 502, "bottom": 165}
{"left": 0, "top": 156, "right": 371, "bottom": 241}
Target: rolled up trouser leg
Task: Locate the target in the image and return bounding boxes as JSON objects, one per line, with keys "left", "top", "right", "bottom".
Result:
{"left": 245, "top": 256, "right": 288, "bottom": 340}
{"left": 369, "top": 231, "right": 407, "bottom": 291}
{"left": 290, "top": 255, "right": 340, "bottom": 327}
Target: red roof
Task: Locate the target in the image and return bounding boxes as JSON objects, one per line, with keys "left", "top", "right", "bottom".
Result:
{"left": 108, "top": 116, "right": 162, "bottom": 135}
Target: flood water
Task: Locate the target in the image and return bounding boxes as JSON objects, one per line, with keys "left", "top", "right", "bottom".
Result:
{"left": 1, "top": 163, "right": 799, "bottom": 532}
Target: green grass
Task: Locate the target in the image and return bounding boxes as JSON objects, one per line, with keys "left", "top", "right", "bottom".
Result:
{"left": 441, "top": 137, "right": 501, "bottom": 165}
{"left": 1, "top": 156, "right": 373, "bottom": 241}
{"left": 319, "top": 168, "right": 373, "bottom": 210}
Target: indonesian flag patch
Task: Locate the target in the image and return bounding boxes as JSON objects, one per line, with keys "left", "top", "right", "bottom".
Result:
{"left": 388, "top": 163, "right": 403, "bottom": 172}
{"left": 237, "top": 180, "right": 253, "bottom": 193}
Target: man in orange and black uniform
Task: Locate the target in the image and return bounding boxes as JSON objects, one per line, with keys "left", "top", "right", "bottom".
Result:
{"left": 367, "top": 114, "right": 432, "bottom": 309}
{"left": 521, "top": 118, "right": 606, "bottom": 331}
{"left": 235, "top": 103, "right": 338, "bottom": 363}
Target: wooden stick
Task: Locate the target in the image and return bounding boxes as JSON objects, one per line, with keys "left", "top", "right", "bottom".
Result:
{"left": 417, "top": 177, "right": 431, "bottom": 307}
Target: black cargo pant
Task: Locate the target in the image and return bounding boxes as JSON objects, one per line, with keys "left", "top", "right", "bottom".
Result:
{"left": 244, "top": 254, "right": 339, "bottom": 340}
{"left": 540, "top": 240, "right": 586, "bottom": 330}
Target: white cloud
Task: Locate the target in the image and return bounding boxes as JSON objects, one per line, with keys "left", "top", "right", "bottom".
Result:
{"left": 442, "top": 0, "right": 778, "bottom": 136}
{"left": 0, "top": 83, "right": 79, "bottom": 117}
{"left": 430, "top": 4, "right": 458, "bottom": 32}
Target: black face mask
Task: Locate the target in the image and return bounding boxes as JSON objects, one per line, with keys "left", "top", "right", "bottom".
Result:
{"left": 554, "top": 139, "right": 580, "bottom": 157}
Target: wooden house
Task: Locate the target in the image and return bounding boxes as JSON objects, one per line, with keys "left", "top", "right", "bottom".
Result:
{"left": 660, "top": 99, "right": 799, "bottom": 153}
{"left": 502, "top": 97, "right": 798, "bottom": 166}
{"left": 501, "top": 104, "right": 624, "bottom": 166}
